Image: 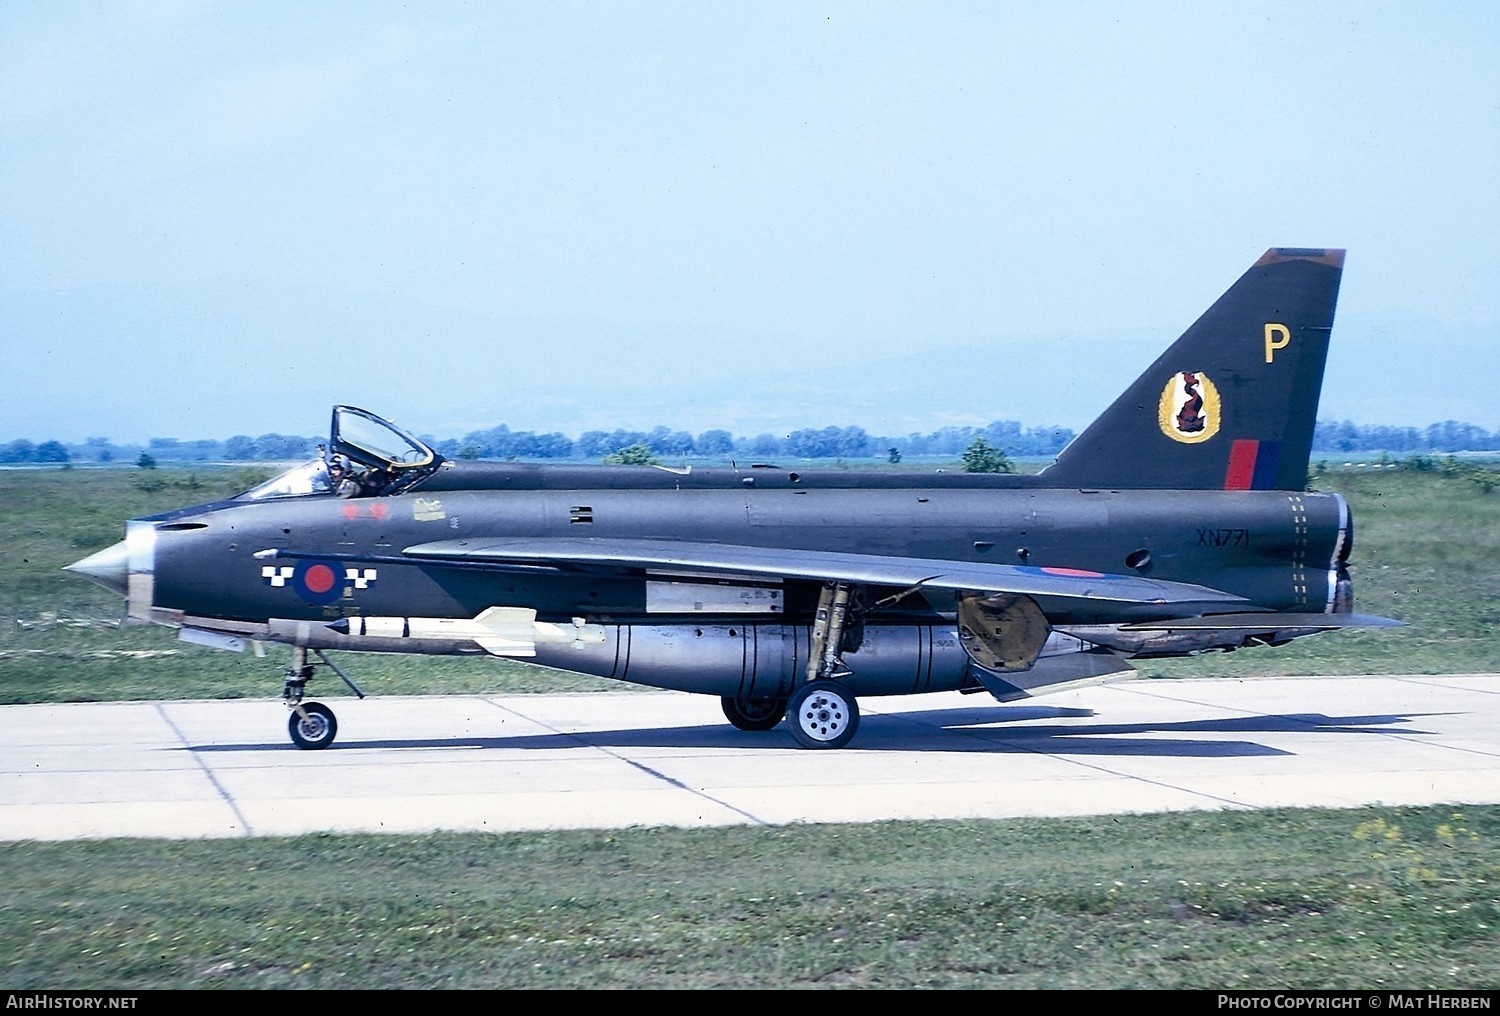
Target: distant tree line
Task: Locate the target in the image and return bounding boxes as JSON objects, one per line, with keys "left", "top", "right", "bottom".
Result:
{"left": 1311, "top": 420, "right": 1498, "bottom": 454}
{"left": 432, "top": 420, "right": 1077, "bottom": 462}
{"left": 5, "top": 418, "right": 1497, "bottom": 466}
{"left": 1, "top": 433, "right": 320, "bottom": 466}
{"left": 0, "top": 439, "right": 71, "bottom": 464}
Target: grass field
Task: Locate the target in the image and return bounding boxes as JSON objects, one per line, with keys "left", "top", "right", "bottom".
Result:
{"left": 1, "top": 464, "right": 1496, "bottom": 989}
{"left": 2, "top": 807, "right": 1495, "bottom": 989}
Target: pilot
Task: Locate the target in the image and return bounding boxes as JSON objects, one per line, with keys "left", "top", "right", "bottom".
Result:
{"left": 328, "top": 457, "right": 360, "bottom": 499}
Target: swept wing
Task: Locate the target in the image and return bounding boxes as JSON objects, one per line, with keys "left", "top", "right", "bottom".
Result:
{"left": 402, "top": 536, "right": 1250, "bottom": 622}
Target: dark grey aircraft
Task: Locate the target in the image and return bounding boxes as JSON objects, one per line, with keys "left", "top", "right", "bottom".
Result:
{"left": 69, "top": 248, "right": 1398, "bottom": 750}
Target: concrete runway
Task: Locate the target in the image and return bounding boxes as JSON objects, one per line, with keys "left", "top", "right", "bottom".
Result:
{"left": 2, "top": 673, "right": 1497, "bottom": 841}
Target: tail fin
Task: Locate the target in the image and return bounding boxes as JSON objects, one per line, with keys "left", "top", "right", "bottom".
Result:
{"left": 1042, "top": 248, "right": 1344, "bottom": 491}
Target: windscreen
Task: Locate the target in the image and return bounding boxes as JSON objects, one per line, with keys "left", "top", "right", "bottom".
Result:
{"left": 240, "top": 460, "right": 333, "bottom": 500}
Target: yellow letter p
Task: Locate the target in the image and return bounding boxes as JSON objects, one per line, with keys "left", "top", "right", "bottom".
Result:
{"left": 1264, "top": 323, "right": 1291, "bottom": 363}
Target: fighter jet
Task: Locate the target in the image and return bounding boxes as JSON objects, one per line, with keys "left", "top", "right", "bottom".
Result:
{"left": 68, "top": 248, "right": 1398, "bottom": 750}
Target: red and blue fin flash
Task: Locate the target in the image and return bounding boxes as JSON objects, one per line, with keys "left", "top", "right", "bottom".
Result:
{"left": 1224, "top": 439, "right": 1282, "bottom": 490}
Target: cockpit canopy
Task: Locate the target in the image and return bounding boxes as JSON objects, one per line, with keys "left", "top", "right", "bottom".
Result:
{"left": 331, "top": 405, "right": 437, "bottom": 472}
{"left": 239, "top": 406, "right": 443, "bottom": 502}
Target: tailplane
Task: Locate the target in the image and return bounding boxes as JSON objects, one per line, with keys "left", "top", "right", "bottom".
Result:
{"left": 1042, "top": 248, "right": 1344, "bottom": 491}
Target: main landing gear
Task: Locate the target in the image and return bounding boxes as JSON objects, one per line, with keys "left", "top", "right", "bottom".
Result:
{"left": 717, "top": 584, "right": 867, "bottom": 747}
{"left": 787, "top": 679, "right": 859, "bottom": 749}
{"left": 785, "top": 583, "right": 862, "bottom": 750}
{"left": 282, "top": 647, "right": 366, "bottom": 750}
{"left": 721, "top": 695, "right": 788, "bottom": 731}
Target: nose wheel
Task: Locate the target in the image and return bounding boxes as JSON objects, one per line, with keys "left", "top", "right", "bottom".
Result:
{"left": 288, "top": 702, "right": 337, "bottom": 750}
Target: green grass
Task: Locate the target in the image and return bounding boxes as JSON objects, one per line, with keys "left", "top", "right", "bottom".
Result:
{"left": 3, "top": 806, "right": 1495, "bottom": 989}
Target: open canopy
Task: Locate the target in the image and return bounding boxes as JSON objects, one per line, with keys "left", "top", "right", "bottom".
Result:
{"left": 238, "top": 407, "right": 443, "bottom": 502}
{"left": 330, "top": 405, "right": 438, "bottom": 473}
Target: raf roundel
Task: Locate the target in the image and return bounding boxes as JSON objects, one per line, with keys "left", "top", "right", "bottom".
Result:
{"left": 292, "top": 559, "right": 346, "bottom": 605}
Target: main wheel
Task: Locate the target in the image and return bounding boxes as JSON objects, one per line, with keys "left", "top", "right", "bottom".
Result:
{"left": 721, "top": 696, "right": 788, "bottom": 731}
{"left": 288, "top": 701, "right": 338, "bottom": 750}
{"left": 787, "top": 680, "right": 859, "bottom": 749}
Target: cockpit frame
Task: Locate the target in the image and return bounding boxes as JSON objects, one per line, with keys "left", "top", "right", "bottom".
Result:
{"left": 239, "top": 406, "right": 444, "bottom": 502}
{"left": 330, "top": 405, "right": 439, "bottom": 474}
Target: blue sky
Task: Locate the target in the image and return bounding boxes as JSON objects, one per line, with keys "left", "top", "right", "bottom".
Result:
{"left": 3, "top": 1, "right": 1497, "bottom": 444}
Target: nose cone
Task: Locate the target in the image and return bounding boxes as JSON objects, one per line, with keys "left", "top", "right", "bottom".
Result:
{"left": 66, "top": 541, "right": 130, "bottom": 596}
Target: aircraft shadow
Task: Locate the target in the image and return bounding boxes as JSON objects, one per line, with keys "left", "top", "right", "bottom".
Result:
{"left": 187, "top": 704, "right": 1444, "bottom": 758}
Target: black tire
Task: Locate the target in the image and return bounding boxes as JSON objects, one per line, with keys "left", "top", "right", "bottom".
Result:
{"left": 787, "top": 680, "right": 859, "bottom": 749}
{"left": 721, "top": 696, "right": 788, "bottom": 732}
{"left": 288, "top": 701, "right": 337, "bottom": 750}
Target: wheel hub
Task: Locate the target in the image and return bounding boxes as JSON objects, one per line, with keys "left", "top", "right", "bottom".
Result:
{"left": 296, "top": 713, "right": 330, "bottom": 739}
{"left": 797, "top": 692, "right": 848, "bottom": 741}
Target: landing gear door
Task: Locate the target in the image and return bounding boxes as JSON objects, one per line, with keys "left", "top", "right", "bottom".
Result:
{"left": 330, "top": 406, "right": 442, "bottom": 490}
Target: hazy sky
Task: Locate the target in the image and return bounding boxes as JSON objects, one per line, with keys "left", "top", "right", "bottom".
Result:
{"left": 3, "top": 1, "right": 1497, "bottom": 444}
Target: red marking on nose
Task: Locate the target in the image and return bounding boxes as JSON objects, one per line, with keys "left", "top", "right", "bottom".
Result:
{"left": 340, "top": 504, "right": 360, "bottom": 519}
{"left": 370, "top": 503, "right": 390, "bottom": 520}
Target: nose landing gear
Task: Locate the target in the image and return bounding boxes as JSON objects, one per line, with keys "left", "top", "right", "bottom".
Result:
{"left": 282, "top": 647, "right": 366, "bottom": 750}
